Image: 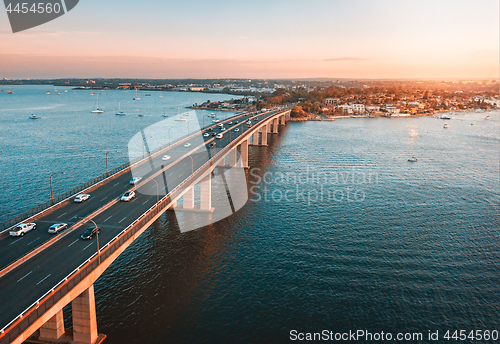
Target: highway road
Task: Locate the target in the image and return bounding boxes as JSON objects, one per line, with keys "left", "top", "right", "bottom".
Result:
{"left": 0, "top": 108, "right": 288, "bottom": 330}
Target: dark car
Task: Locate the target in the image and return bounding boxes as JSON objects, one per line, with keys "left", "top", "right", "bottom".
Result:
{"left": 208, "top": 127, "right": 213, "bottom": 131}
{"left": 212, "top": 132, "right": 217, "bottom": 136}
{"left": 81, "top": 226, "right": 100, "bottom": 240}
{"left": 208, "top": 142, "right": 216, "bottom": 148}
{"left": 235, "top": 121, "right": 239, "bottom": 124}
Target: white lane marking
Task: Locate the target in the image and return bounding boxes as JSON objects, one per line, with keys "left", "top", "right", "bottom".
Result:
{"left": 119, "top": 217, "right": 127, "bottom": 224}
{"left": 27, "top": 237, "right": 40, "bottom": 246}
{"left": 131, "top": 198, "right": 137, "bottom": 202}
{"left": 168, "top": 172, "right": 173, "bottom": 176}
{"left": 70, "top": 215, "right": 77, "bottom": 220}
{"left": 57, "top": 212, "right": 67, "bottom": 219}
{"left": 151, "top": 185, "right": 156, "bottom": 189}
{"left": 10, "top": 237, "right": 23, "bottom": 245}
{"left": 142, "top": 200, "right": 149, "bottom": 205}
{"left": 114, "top": 182, "right": 120, "bottom": 186}
{"left": 17, "top": 271, "right": 32, "bottom": 283}
{"left": 100, "top": 197, "right": 107, "bottom": 202}
{"left": 103, "top": 216, "right": 113, "bottom": 223}
{"left": 68, "top": 239, "right": 79, "bottom": 247}
{"left": 37, "top": 274, "right": 51, "bottom": 285}
{"left": 83, "top": 242, "right": 94, "bottom": 250}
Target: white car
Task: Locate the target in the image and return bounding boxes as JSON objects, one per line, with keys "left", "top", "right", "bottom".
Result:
{"left": 10, "top": 223, "right": 36, "bottom": 237}
{"left": 184, "top": 143, "right": 191, "bottom": 147}
{"left": 203, "top": 133, "right": 210, "bottom": 137}
{"left": 234, "top": 128, "right": 240, "bottom": 132}
{"left": 129, "top": 177, "right": 142, "bottom": 185}
{"left": 221, "top": 127, "right": 226, "bottom": 131}
{"left": 216, "top": 133, "right": 223, "bottom": 139}
{"left": 74, "top": 194, "right": 91, "bottom": 203}
{"left": 48, "top": 223, "right": 68, "bottom": 234}
{"left": 228, "top": 122, "right": 233, "bottom": 125}
{"left": 121, "top": 190, "right": 136, "bottom": 201}
{"left": 218, "top": 123, "right": 224, "bottom": 127}
{"left": 162, "top": 155, "right": 171, "bottom": 160}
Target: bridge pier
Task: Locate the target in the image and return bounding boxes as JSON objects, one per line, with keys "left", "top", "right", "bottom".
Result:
{"left": 251, "top": 130, "right": 259, "bottom": 146}
{"left": 200, "top": 174, "right": 212, "bottom": 211}
{"left": 72, "top": 285, "right": 98, "bottom": 344}
{"left": 182, "top": 186, "right": 195, "bottom": 209}
{"left": 261, "top": 124, "right": 268, "bottom": 146}
{"left": 39, "top": 310, "right": 65, "bottom": 341}
{"left": 240, "top": 139, "right": 249, "bottom": 168}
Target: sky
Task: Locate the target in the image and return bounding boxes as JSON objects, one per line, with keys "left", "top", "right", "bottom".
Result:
{"left": 0, "top": 0, "right": 498, "bottom": 79}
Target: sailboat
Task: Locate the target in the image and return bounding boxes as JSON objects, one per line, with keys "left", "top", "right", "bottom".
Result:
{"left": 115, "top": 102, "right": 126, "bottom": 116}
{"left": 133, "top": 88, "right": 141, "bottom": 101}
{"left": 91, "top": 95, "right": 104, "bottom": 113}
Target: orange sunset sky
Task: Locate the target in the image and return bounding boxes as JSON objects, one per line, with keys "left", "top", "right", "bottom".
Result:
{"left": 0, "top": 0, "right": 498, "bottom": 79}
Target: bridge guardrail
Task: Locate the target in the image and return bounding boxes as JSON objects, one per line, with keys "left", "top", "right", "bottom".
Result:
{"left": 0, "top": 109, "right": 267, "bottom": 232}
{"left": 0, "top": 108, "right": 290, "bottom": 344}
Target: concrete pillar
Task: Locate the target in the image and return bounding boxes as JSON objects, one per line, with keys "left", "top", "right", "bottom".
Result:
{"left": 218, "top": 155, "right": 225, "bottom": 166}
{"left": 183, "top": 186, "right": 194, "bottom": 209}
{"left": 39, "top": 309, "right": 65, "bottom": 341}
{"left": 72, "top": 285, "right": 98, "bottom": 344}
{"left": 261, "top": 124, "right": 268, "bottom": 146}
{"left": 229, "top": 147, "right": 237, "bottom": 166}
{"left": 200, "top": 174, "right": 211, "bottom": 210}
{"left": 252, "top": 130, "right": 259, "bottom": 145}
{"left": 240, "top": 140, "right": 249, "bottom": 168}
{"left": 273, "top": 118, "right": 279, "bottom": 133}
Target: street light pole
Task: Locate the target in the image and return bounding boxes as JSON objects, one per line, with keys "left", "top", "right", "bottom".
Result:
{"left": 88, "top": 218, "right": 100, "bottom": 264}
{"left": 105, "top": 150, "right": 118, "bottom": 177}
{"left": 50, "top": 172, "right": 65, "bottom": 205}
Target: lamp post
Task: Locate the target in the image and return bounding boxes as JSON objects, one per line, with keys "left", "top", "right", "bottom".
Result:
{"left": 50, "top": 172, "right": 65, "bottom": 205}
{"left": 88, "top": 218, "right": 100, "bottom": 264}
{"left": 105, "top": 150, "right": 118, "bottom": 176}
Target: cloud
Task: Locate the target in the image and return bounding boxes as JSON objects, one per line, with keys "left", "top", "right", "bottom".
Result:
{"left": 324, "top": 57, "right": 368, "bottom": 62}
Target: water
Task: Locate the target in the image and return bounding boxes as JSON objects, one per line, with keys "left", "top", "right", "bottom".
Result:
{"left": 1, "top": 87, "right": 500, "bottom": 343}
{"left": 0, "top": 85, "right": 241, "bottom": 223}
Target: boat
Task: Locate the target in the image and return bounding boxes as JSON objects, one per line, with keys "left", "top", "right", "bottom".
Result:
{"left": 91, "top": 95, "right": 104, "bottom": 113}
{"left": 7, "top": 88, "right": 13, "bottom": 94}
{"left": 407, "top": 157, "right": 418, "bottom": 162}
{"left": 138, "top": 114, "right": 145, "bottom": 117}
{"left": 115, "top": 102, "right": 126, "bottom": 116}
{"left": 439, "top": 114, "right": 451, "bottom": 120}
{"left": 175, "top": 117, "right": 186, "bottom": 121}
{"left": 64, "top": 90, "right": 68, "bottom": 92}
{"left": 485, "top": 115, "right": 490, "bottom": 120}
{"left": 162, "top": 114, "right": 169, "bottom": 117}
{"left": 29, "top": 114, "right": 41, "bottom": 119}
{"left": 46, "top": 91, "right": 51, "bottom": 95}
{"left": 443, "top": 123, "right": 449, "bottom": 128}
{"left": 57, "top": 92, "right": 61, "bottom": 95}
{"left": 133, "top": 88, "right": 141, "bottom": 101}
{"left": 145, "top": 94, "right": 151, "bottom": 96}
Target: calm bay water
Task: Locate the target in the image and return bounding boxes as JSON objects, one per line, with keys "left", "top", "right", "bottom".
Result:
{"left": 1, "top": 86, "right": 499, "bottom": 343}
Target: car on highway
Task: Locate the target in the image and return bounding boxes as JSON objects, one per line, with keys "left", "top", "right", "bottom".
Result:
{"left": 234, "top": 128, "right": 240, "bottom": 132}
{"left": 208, "top": 142, "right": 216, "bottom": 148}
{"left": 218, "top": 123, "right": 224, "bottom": 127}
{"left": 203, "top": 133, "right": 210, "bottom": 137}
{"left": 162, "top": 155, "right": 171, "bottom": 160}
{"left": 208, "top": 127, "right": 213, "bottom": 131}
{"left": 221, "top": 127, "right": 226, "bottom": 131}
{"left": 184, "top": 142, "right": 191, "bottom": 147}
{"left": 48, "top": 223, "right": 68, "bottom": 234}
{"left": 212, "top": 132, "right": 217, "bottom": 137}
{"left": 121, "top": 190, "right": 136, "bottom": 202}
{"left": 235, "top": 121, "right": 239, "bottom": 124}
{"left": 74, "top": 194, "right": 91, "bottom": 203}
{"left": 254, "top": 118, "right": 259, "bottom": 121}
{"left": 228, "top": 122, "right": 233, "bottom": 125}
{"left": 81, "top": 226, "right": 100, "bottom": 240}
{"left": 10, "top": 223, "right": 36, "bottom": 237}
{"left": 216, "top": 133, "right": 223, "bottom": 139}
{"left": 129, "top": 177, "right": 142, "bottom": 185}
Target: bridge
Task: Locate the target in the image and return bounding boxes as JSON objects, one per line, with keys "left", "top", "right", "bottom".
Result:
{"left": 0, "top": 107, "right": 290, "bottom": 344}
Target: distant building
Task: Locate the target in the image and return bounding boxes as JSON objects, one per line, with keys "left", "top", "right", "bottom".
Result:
{"left": 350, "top": 103, "right": 365, "bottom": 114}
{"left": 325, "top": 98, "right": 338, "bottom": 105}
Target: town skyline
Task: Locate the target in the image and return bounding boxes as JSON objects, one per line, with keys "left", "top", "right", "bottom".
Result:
{"left": 1, "top": 0, "right": 498, "bottom": 79}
